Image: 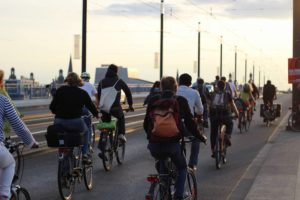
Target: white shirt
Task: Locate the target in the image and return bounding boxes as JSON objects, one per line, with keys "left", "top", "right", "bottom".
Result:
{"left": 80, "top": 81, "right": 97, "bottom": 99}
{"left": 177, "top": 85, "right": 203, "bottom": 115}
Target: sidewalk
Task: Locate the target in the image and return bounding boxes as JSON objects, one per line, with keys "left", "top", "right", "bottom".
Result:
{"left": 242, "top": 114, "right": 300, "bottom": 200}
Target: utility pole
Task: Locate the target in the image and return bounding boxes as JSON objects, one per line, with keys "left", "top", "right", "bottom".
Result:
{"left": 234, "top": 46, "right": 237, "bottom": 86}
{"left": 81, "top": 0, "right": 87, "bottom": 73}
{"left": 220, "top": 36, "right": 223, "bottom": 77}
{"left": 259, "top": 68, "right": 261, "bottom": 89}
{"left": 293, "top": 0, "right": 300, "bottom": 109}
{"left": 245, "top": 54, "right": 247, "bottom": 83}
{"left": 197, "top": 22, "right": 201, "bottom": 78}
{"left": 160, "top": 0, "right": 164, "bottom": 79}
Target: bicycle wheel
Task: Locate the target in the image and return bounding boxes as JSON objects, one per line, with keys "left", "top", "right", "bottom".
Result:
{"left": 238, "top": 114, "right": 243, "bottom": 133}
{"left": 91, "top": 124, "right": 96, "bottom": 148}
{"left": 115, "top": 130, "right": 126, "bottom": 164}
{"left": 83, "top": 162, "right": 93, "bottom": 190}
{"left": 16, "top": 187, "right": 31, "bottom": 200}
{"left": 245, "top": 112, "right": 250, "bottom": 132}
{"left": 58, "top": 155, "right": 75, "bottom": 200}
{"left": 288, "top": 112, "right": 300, "bottom": 132}
{"left": 101, "top": 132, "right": 113, "bottom": 171}
{"left": 185, "top": 169, "right": 197, "bottom": 200}
{"left": 215, "top": 137, "right": 221, "bottom": 170}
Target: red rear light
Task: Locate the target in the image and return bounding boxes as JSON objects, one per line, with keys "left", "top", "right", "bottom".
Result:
{"left": 239, "top": 109, "right": 243, "bottom": 113}
{"left": 145, "top": 194, "right": 152, "bottom": 200}
{"left": 58, "top": 148, "right": 70, "bottom": 154}
{"left": 147, "top": 175, "right": 158, "bottom": 183}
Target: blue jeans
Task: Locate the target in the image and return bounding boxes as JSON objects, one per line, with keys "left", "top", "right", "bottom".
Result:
{"left": 148, "top": 143, "right": 187, "bottom": 198}
{"left": 82, "top": 107, "right": 92, "bottom": 154}
{"left": 54, "top": 117, "right": 88, "bottom": 154}
{"left": 188, "top": 140, "right": 200, "bottom": 167}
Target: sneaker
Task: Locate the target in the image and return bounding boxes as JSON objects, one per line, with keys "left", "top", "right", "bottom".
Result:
{"left": 118, "top": 134, "right": 127, "bottom": 143}
{"left": 224, "top": 135, "right": 232, "bottom": 147}
{"left": 98, "top": 152, "right": 108, "bottom": 161}
{"left": 82, "top": 154, "right": 92, "bottom": 165}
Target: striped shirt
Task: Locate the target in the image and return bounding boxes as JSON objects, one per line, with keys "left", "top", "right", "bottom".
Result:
{"left": 0, "top": 95, "right": 35, "bottom": 146}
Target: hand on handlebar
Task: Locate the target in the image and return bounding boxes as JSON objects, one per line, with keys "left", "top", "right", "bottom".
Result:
{"left": 128, "top": 105, "right": 134, "bottom": 112}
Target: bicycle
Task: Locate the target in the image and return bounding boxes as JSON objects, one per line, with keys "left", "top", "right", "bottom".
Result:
{"left": 57, "top": 143, "right": 93, "bottom": 200}
{"left": 4, "top": 138, "right": 31, "bottom": 200}
{"left": 262, "top": 103, "right": 276, "bottom": 127}
{"left": 288, "top": 105, "right": 300, "bottom": 132}
{"left": 145, "top": 137, "right": 198, "bottom": 200}
{"left": 96, "top": 119, "right": 125, "bottom": 171}
{"left": 96, "top": 108, "right": 132, "bottom": 171}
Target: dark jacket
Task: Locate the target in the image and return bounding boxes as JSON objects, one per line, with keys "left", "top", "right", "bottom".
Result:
{"left": 143, "top": 90, "right": 201, "bottom": 143}
{"left": 97, "top": 77, "right": 133, "bottom": 108}
{"left": 50, "top": 85, "right": 98, "bottom": 119}
{"left": 263, "top": 83, "right": 276, "bottom": 100}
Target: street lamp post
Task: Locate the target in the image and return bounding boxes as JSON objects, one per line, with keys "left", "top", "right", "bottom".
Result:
{"left": 220, "top": 36, "right": 223, "bottom": 77}
{"left": 234, "top": 46, "right": 237, "bottom": 85}
{"left": 160, "top": 0, "right": 164, "bottom": 79}
{"left": 245, "top": 54, "right": 247, "bottom": 83}
{"left": 197, "top": 22, "right": 201, "bottom": 78}
{"left": 82, "top": 0, "right": 87, "bottom": 73}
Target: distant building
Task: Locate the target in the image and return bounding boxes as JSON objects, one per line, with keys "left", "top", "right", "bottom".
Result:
{"left": 94, "top": 64, "right": 129, "bottom": 84}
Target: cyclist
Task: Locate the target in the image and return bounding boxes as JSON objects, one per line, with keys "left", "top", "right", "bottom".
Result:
{"left": 177, "top": 73, "right": 203, "bottom": 171}
{"left": 192, "top": 78, "right": 210, "bottom": 128}
{"left": 80, "top": 72, "right": 98, "bottom": 154}
{"left": 97, "top": 64, "right": 134, "bottom": 145}
{"left": 262, "top": 80, "right": 276, "bottom": 121}
{"left": 237, "top": 83, "right": 255, "bottom": 128}
{"left": 144, "top": 76, "right": 206, "bottom": 200}
{"left": 143, "top": 81, "right": 160, "bottom": 106}
{"left": 0, "top": 75, "right": 38, "bottom": 200}
{"left": 50, "top": 72, "right": 98, "bottom": 162}
{"left": 209, "top": 80, "right": 238, "bottom": 158}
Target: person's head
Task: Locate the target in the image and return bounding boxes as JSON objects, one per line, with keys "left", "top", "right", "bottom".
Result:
{"left": 243, "top": 83, "right": 251, "bottom": 93}
{"left": 0, "top": 69, "right": 4, "bottom": 89}
{"left": 215, "top": 75, "right": 220, "bottom": 81}
{"left": 197, "top": 78, "right": 204, "bottom": 85}
{"left": 105, "top": 64, "right": 118, "bottom": 78}
{"left": 153, "top": 81, "right": 160, "bottom": 88}
{"left": 267, "top": 80, "right": 271, "bottom": 85}
{"left": 81, "top": 72, "right": 90, "bottom": 82}
{"left": 160, "top": 76, "right": 177, "bottom": 93}
{"left": 178, "top": 73, "right": 192, "bottom": 86}
{"left": 64, "top": 72, "right": 83, "bottom": 87}
{"left": 217, "top": 80, "right": 225, "bottom": 91}
{"left": 220, "top": 76, "right": 226, "bottom": 82}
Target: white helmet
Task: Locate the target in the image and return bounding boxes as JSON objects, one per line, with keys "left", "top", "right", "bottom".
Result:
{"left": 81, "top": 72, "right": 90, "bottom": 80}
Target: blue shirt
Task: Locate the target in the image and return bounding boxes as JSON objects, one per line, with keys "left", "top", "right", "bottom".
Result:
{"left": 0, "top": 95, "right": 35, "bottom": 146}
{"left": 177, "top": 85, "right": 203, "bottom": 115}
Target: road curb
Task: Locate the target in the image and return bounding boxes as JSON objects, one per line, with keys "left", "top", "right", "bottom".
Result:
{"left": 226, "top": 111, "right": 290, "bottom": 200}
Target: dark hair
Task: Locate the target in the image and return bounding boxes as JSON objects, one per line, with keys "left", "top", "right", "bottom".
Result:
{"left": 179, "top": 73, "right": 192, "bottom": 86}
{"left": 217, "top": 80, "right": 225, "bottom": 91}
{"left": 160, "top": 76, "right": 177, "bottom": 92}
{"left": 152, "top": 81, "right": 160, "bottom": 88}
{"left": 267, "top": 80, "right": 271, "bottom": 84}
{"left": 197, "top": 78, "right": 204, "bottom": 85}
{"left": 105, "top": 64, "right": 118, "bottom": 78}
{"left": 221, "top": 76, "right": 226, "bottom": 81}
{"left": 64, "top": 72, "right": 83, "bottom": 87}
{"left": 215, "top": 75, "right": 220, "bottom": 80}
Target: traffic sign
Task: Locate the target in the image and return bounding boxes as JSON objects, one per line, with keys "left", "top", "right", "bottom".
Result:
{"left": 288, "top": 57, "right": 300, "bottom": 83}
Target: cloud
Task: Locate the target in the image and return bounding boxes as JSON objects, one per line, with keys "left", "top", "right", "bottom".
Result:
{"left": 190, "top": 0, "right": 292, "bottom": 19}
{"left": 90, "top": 2, "right": 180, "bottom": 17}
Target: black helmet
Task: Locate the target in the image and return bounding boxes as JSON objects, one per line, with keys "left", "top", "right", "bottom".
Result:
{"left": 81, "top": 72, "right": 90, "bottom": 80}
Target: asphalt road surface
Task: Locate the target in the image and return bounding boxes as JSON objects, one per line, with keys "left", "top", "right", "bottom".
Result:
{"left": 17, "top": 94, "right": 291, "bottom": 200}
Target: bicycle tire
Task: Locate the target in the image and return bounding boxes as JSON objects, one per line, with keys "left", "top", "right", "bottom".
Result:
{"left": 16, "top": 187, "right": 31, "bottom": 200}
{"left": 185, "top": 168, "right": 197, "bottom": 200}
{"left": 91, "top": 124, "right": 96, "bottom": 148}
{"left": 58, "top": 155, "right": 75, "bottom": 200}
{"left": 115, "top": 129, "right": 126, "bottom": 164}
{"left": 215, "top": 137, "right": 221, "bottom": 170}
{"left": 238, "top": 114, "right": 243, "bottom": 133}
{"left": 101, "top": 132, "right": 113, "bottom": 171}
{"left": 12, "top": 146, "right": 22, "bottom": 183}
{"left": 146, "top": 182, "right": 162, "bottom": 200}
{"left": 288, "top": 112, "right": 300, "bottom": 132}
{"left": 83, "top": 161, "right": 93, "bottom": 190}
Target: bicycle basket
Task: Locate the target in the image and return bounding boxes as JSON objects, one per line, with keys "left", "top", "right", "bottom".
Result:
{"left": 45, "top": 124, "right": 84, "bottom": 147}
{"left": 96, "top": 120, "right": 117, "bottom": 130}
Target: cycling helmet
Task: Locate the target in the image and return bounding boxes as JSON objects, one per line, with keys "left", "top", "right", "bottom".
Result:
{"left": 81, "top": 72, "right": 90, "bottom": 80}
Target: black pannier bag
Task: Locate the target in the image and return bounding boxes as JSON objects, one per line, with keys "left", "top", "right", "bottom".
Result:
{"left": 45, "top": 124, "right": 84, "bottom": 147}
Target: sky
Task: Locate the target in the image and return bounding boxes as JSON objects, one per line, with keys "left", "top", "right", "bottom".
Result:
{"left": 0, "top": 0, "right": 293, "bottom": 90}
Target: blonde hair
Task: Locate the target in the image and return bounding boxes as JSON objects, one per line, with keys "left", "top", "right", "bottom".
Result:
{"left": 0, "top": 70, "right": 4, "bottom": 89}
{"left": 64, "top": 72, "right": 84, "bottom": 87}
